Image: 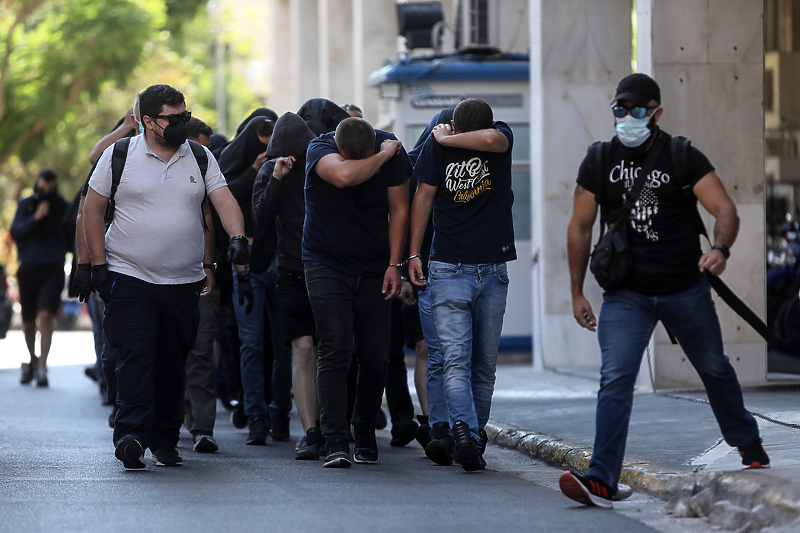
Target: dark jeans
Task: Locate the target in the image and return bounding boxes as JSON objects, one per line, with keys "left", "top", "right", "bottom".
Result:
{"left": 386, "top": 297, "right": 415, "bottom": 423}
{"left": 103, "top": 273, "right": 201, "bottom": 452}
{"left": 588, "top": 277, "right": 760, "bottom": 489}
{"left": 305, "top": 262, "right": 391, "bottom": 442}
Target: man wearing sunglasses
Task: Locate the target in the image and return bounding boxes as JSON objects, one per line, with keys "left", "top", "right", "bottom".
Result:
{"left": 83, "top": 84, "right": 249, "bottom": 470}
{"left": 564, "top": 73, "right": 769, "bottom": 508}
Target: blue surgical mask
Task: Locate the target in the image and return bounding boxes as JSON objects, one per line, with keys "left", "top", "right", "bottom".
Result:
{"left": 615, "top": 115, "right": 652, "bottom": 147}
{"left": 138, "top": 121, "right": 144, "bottom": 135}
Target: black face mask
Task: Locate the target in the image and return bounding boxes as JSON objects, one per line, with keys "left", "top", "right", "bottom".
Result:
{"left": 162, "top": 121, "right": 188, "bottom": 148}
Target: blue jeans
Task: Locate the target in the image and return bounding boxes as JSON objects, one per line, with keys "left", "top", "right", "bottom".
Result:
{"left": 232, "top": 265, "right": 269, "bottom": 423}
{"left": 304, "top": 262, "right": 390, "bottom": 442}
{"left": 588, "top": 278, "right": 760, "bottom": 489}
{"left": 418, "top": 288, "right": 447, "bottom": 426}
{"left": 428, "top": 261, "right": 509, "bottom": 439}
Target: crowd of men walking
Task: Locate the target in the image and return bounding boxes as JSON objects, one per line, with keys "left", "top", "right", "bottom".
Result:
{"left": 9, "top": 72, "right": 771, "bottom": 510}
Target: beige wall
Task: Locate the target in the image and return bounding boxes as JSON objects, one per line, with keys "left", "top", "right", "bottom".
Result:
{"left": 644, "top": 0, "right": 767, "bottom": 387}
{"left": 531, "top": 0, "right": 633, "bottom": 369}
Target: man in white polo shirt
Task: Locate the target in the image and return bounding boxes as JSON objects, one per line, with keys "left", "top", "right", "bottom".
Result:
{"left": 83, "top": 84, "right": 249, "bottom": 470}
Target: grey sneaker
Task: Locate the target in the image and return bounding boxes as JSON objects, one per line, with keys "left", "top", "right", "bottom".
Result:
{"left": 35, "top": 366, "right": 48, "bottom": 387}
{"left": 295, "top": 426, "right": 323, "bottom": 460}
{"left": 20, "top": 356, "right": 38, "bottom": 385}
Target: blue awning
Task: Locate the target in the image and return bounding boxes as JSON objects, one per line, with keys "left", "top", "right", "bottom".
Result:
{"left": 369, "top": 52, "right": 529, "bottom": 85}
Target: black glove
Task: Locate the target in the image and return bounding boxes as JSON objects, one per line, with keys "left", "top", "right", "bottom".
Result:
{"left": 71, "top": 264, "right": 93, "bottom": 303}
{"left": 236, "top": 269, "right": 254, "bottom": 315}
{"left": 91, "top": 263, "right": 111, "bottom": 296}
{"left": 227, "top": 235, "right": 250, "bottom": 265}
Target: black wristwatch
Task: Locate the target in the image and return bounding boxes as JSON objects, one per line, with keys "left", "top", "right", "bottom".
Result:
{"left": 711, "top": 244, "right": 730, "bottom": 259}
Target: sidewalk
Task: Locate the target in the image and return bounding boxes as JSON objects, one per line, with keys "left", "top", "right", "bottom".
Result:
{"left": 486, "top": 364, "right": 800, "bottom": 530}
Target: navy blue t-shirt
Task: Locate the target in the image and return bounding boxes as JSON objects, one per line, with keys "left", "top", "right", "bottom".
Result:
{"left": 412, "top": 121, "right": 516, "bottom": 264}
{"left": 303, "top": 130, "right": 411, "bottom": 277}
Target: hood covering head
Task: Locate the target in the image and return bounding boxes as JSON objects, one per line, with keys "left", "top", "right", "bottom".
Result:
{"left": 218, "top": 115, "right": 273, "bottom": 181}
{"left": 265, "top": 112, "right": 317, "bottom": 159}
{"left": 297, "top": 98, "right": 350, "bottom": 136}
{"left": 209, "top": 133, "right": 227, "bottom": 156}
{"left": 235, "top": 107, "right": 279, "bottom": 137}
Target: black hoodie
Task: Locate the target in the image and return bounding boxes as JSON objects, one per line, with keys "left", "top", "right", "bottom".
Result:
{"left": 251, "top": 112, "right": 316, "bottom": 273}
{"left": 296, "top": 98, "right": 350, "bottom": 136}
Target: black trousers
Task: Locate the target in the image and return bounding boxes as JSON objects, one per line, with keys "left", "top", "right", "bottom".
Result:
{"left": 103, "top": 273, "right": 201, "bottom": 451}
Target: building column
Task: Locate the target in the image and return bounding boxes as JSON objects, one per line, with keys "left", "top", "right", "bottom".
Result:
{"left": 641, "top": 0, "right": 767, "bottom": 387}
{"left": 530, "top": 0, "right": 632, "bottom": 369}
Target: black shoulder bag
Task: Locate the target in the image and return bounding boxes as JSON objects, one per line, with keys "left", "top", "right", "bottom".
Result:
{"left": 589, "top": 135, "right": 665, "bottom": 291}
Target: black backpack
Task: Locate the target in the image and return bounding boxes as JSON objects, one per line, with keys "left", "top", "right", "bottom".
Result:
{"left": 104, "top": 137, "right": 209, "bottom": 227}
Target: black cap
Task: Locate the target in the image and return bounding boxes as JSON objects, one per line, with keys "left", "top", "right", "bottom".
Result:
{"left": 613, "top": 73, "right": 661, "bottom": 107}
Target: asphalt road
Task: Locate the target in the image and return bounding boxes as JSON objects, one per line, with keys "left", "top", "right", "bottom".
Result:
{"left": 0, "top": 332, "right": 708, "bottom": 532}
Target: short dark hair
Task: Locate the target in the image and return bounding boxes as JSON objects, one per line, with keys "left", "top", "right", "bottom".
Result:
{"left": 453, "top": 98, "right": 493, "bottom": 133}
{"left": 335, "top": 117, "right": 375, "bottom": 160}
{"left": 138, "top": 84, "right": 185, "bottom": 120}
{"left": 37, "top": 168, "right": 57, "bottom": 182}
{"left": 257, "top": 119, "right": 274, "bottom": 138}
{"left": 187, "top": 117, "right": 214, "bottom": 140}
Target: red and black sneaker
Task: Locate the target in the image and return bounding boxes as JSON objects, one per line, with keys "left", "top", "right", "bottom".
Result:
{"left": 559, "top": 470, "right": 615, "bottom": 509}
{"left": 738, "top": 438, "right": 770, "bottom": 469}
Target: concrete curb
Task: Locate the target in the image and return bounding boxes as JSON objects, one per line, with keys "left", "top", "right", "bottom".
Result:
{"left": 485, "top": 420, "right": 800, "bottom": 530}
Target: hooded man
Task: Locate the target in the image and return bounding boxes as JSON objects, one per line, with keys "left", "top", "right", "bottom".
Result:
{"left": 252, "top": 112, "right": 322, "bottom": 459}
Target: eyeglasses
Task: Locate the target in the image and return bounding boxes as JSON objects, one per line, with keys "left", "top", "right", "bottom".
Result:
{"left": 150, "top": 110, "right": 192, "bottom": 126}
{"left": 611, "top": 105, "right": 657, "bottom": 119}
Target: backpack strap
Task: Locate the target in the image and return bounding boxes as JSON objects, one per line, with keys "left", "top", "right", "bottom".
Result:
{"left": 187, "top": 140, "right": 208, "bottom": 181}
{"left": 187, "top": 139, "right": 210, "bottom": 234}
{"left": 105, "top": 137, "right": 131, "bottom": 227}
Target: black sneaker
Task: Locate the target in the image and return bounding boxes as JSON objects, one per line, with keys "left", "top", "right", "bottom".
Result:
{"left": 296, "top": 426, "right": 323, "bottom": 460}
{"left": 247, "top": 416, "right": 269, "bottom": 445}
{"left": 192, "top": 431, "right": 219, "bottom": 454}
{"left": 270, "top": 413, "right": 291, "bottom": 442}
{"left": 389, "top": 418, "right": 419, "bottom": 447}
{"left": 452, "top": 421, "right": 480, "bottom": 468}
{"left": 559, "top": 470, "right": 614, "bottom": 509}
{"left": 323, "top": 438, "right": 352, "bottom": 468}
{"left": 20, "top": 356, "right": 38, "bottom": 385}
{"left": 415, "top": 415, "right": 431, "bottom": 449}
{"left": 739, "top": 438, "right": 770, "bottom": 469}
{"left": 230, "top": 404, "right": 247, "bottom": 429}
{"left": 425, "top": 422, "right": 454, "bottom": 466}
{"left": 354, "top": 431, "right": 379, "bottom": 464}
{"left": 151, "top": 448, "right": 183, "bottom": 467}
{"left": 459, "top": 428, "right": 488, "bottom": 471}
{"left": 114, "top": 435, "right": 146, "bottom": 470}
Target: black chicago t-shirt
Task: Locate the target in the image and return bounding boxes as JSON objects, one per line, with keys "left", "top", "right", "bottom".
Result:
{"left": 577, "top": 131, "right": 715, "bottom": 296}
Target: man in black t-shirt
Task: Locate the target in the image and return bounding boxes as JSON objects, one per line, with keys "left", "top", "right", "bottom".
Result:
{"left": 408, "top": 98, "right": 516, "bottom": 472}
{"left": 563, "top": 73, "right": 768, "bottom": 508}
{"left": 303, "top": 117, "right": 411, "bottom": 468}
